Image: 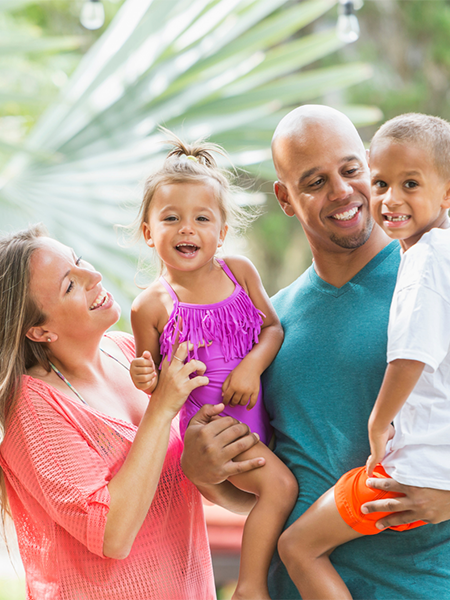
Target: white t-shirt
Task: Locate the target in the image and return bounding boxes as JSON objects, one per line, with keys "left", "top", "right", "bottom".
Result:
{"left": 382, "top": 227, "right": 450, "bottom": 489}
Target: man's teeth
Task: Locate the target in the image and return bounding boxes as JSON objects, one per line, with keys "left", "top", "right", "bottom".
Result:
{"left": 90, "top": 291, "right": 107, "bottom": 310}
{"left": 332, "top": 207, "right": 358, "bottom": 221}
{"left": 385, "top": 215, "right": 409, "bottom": 222}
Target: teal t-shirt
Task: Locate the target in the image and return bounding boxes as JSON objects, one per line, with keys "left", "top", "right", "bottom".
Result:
{"left": 263, "top": 241, "right": 450, "bottom": 599}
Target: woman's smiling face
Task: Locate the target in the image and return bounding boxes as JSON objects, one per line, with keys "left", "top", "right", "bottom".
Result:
{"left": 28, "top": 237, "right": 120, "bottom": 343}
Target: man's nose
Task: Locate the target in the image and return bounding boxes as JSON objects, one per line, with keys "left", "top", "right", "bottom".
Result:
{"left": 328, "top": 177, "right": 353, "bottom": 202}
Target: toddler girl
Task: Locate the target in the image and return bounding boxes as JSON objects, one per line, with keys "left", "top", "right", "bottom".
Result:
{"left": 130, "top": 133, "right": 298, "bottom": 600}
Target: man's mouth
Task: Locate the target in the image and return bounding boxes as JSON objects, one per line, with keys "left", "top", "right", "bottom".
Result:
{"left": 176, "top": 243, "right": 199, "bottom": 255}
{"left": 330, "top": 206, "right": 359, "bottom": 221}
{"left": 89, "top": 290, "right": 108, "bottom": 310}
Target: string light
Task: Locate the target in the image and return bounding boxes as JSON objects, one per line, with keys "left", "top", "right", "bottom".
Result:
{"left": 80, "top": 0, "right": 105, "bottom": 30}
{"left": 337, "top": 0, "right": 363, "bottom": 44}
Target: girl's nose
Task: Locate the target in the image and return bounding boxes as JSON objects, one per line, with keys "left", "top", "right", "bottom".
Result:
{"left": 178, "top": 221, "right": 195, "bottom": 234}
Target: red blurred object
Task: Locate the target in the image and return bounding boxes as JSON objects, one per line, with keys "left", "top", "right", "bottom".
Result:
{"left": 203, "top": 499, "right": 246, "bottom": 553}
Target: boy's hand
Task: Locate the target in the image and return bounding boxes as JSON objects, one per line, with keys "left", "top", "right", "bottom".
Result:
{"left": 222, "top": 363, "right": 260, "bottom": 409}
{"left": 366, "top": 423, "right": 395, "bottom": 476}
{"left": 130, "top": 350, "right": 158, "bottom": 394}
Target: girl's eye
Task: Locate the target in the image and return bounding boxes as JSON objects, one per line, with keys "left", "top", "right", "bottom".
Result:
{"left": 164, "top": 216, "right": 177, "bottom": 222}
{"left": 197, "top": 216, "right": 209, "bottom": 222}
{"left": 405, "top": 180, "right": 418, "bottom": 189}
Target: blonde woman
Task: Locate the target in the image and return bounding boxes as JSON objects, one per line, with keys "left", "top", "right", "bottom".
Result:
{"left": 0, "top": 224, "right": 262, "bottom": 600}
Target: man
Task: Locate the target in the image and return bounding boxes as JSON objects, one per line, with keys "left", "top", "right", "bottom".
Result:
{"left": 182, "top": 105, "right": 450, "bottom": 599}
{"left": 262, "top": 104, "right": 450, "bottom": 599}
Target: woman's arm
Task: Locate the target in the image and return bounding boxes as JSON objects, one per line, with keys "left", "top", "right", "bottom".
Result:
{"left": 104, "top": 343, "right": 208, "bottom": 559}
{"left": 366, "top": 358, "right": 425, "bottom": 475}
{"left": 221, "top": 256, "right": 284, "bottom": 408}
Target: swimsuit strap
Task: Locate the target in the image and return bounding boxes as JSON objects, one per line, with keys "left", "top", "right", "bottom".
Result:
{"left": 159, "top": 275, "right": 179, "bottom": 306}
{"left": 49, "top": 348, "right": 129, "bottom": 406}
{"left": 215, "top": 258, "right": 239, "bottom": 286}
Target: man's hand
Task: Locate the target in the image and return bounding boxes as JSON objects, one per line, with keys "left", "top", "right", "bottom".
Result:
{"left": 362, "top": 478, "right": 450, "bottom": 529}
{"left": 181, "top": 403, "right": 265, "bottom": 487}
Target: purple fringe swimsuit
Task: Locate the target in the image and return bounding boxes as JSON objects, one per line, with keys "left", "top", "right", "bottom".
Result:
{"left": 159, "top": 259, "right": 273, "bottom": 444}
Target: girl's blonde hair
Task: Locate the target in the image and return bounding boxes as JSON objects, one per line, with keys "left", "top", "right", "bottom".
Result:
{"left": 0, "top": 223, "right": 51, "bottom": 522}
{"left": 135, "top": 130, "right": 255, "bottom": 240}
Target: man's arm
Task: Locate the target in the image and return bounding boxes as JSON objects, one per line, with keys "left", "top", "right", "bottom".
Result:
{"left": 180, "top": 403, "right": 265, "bottom": 514}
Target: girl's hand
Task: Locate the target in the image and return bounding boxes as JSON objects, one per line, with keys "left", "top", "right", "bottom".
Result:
{"left": 130, "top": 351, "right": 158, "bottom": 394}
{"left": 366, "top": 423, "right": 395, "bottom": 476}
{"left": 222, "top": 363, "right": 261, "bottom": 409}
{"left": 150, "top": 342, "right": 209, "bottom": 418}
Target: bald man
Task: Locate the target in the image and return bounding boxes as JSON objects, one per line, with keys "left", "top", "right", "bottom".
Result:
{"left": 261, "top": 105, "right": 450, "bottom": 599}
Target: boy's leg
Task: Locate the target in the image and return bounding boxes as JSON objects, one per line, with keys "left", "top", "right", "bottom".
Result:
{"left": 278, "top": 487, "right": 362, "bottom": 600}
{"left": 228, "top": 442, "right": 298, "bottom": 600}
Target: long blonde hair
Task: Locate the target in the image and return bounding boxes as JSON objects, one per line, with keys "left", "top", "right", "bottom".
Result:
{"left": 0, "top": 223, "right": 50, "bottom": 521}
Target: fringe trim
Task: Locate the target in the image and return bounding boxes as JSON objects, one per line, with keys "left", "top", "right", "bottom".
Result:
{"left": 160, "top": 288, "right": 264, "bottom": 363}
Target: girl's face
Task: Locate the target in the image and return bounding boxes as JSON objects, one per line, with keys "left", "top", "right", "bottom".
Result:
{"left": 27, "top": 238, "right": 120, "bottom": 344}
{"left": 370, "top": 140, "right": 450, "bottom": 250}
{"left": 143, "top": 182, "right": 228, "bottom": 273}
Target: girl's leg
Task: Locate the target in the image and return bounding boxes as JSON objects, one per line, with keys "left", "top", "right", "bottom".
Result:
{"left": 278, "top": 487, "right": 362, "bottom": 600}
{"left": 228, "top": 443, "right": 298, "bottom": 600}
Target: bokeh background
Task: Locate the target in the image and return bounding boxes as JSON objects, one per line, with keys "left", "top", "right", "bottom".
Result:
{"left": 1, "top": 0, "right": 449, "bottom": 597}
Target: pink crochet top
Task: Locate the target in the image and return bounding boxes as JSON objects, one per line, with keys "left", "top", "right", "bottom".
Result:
{"left": 0, "top": 332, "right": 215, "bottom": 600}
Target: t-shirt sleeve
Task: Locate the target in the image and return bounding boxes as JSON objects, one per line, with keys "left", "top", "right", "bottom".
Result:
{"left": 1, "top": 385, "right": 112, "bottom": 558}
{"left": 387, "top": 283, "right": 450, "bottom": 372}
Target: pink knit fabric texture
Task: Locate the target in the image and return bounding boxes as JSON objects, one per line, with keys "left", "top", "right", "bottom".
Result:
{"left": 0, "top": 332, "right": 215, "bottom": 600}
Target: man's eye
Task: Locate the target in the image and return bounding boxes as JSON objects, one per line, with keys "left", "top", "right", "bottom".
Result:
{"left": 346, "top": 168, "right": 358, "bottom": 176}
{"left": 310, "top": 178, "right": 324, "bottom": 187}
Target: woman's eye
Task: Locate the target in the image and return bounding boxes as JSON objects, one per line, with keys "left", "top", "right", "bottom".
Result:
{"left": 66, "top": 281, "right": 74, "bottom": 294}
{"left": 76, "top": 255, "right": 83, "bottom": 266}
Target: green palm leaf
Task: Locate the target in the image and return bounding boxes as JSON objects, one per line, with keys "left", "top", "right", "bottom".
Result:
{"left": 0, "top": 0, "right": 380, "bottom": 316}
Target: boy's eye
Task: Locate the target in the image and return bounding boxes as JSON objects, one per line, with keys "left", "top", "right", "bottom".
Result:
{"left": 372, "top": 180, "right": 387, "bottom": 189}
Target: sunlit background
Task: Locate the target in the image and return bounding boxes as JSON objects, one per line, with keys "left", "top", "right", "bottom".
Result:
{"left": 1, "top": 0, "right": 450, "bottom": 598}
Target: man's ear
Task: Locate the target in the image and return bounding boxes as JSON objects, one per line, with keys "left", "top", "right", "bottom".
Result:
{"left": 217, "top": 223, "right": 228, "bottom": 248}
{"left": 274, "top": 181, "right": 295, "bottom": 217}
{"left": 143, "top": 223, "right": 154, "bottom": 248}
{"left": 26, "top": 327, "right": 56, "bottom": 344}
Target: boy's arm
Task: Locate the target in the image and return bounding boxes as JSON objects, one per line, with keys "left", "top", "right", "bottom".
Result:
{"left": 221, "top": 256, "right": 284, "bottom": 408}
{"left": 366, "top": 358, "right": 425, "bottom": 474}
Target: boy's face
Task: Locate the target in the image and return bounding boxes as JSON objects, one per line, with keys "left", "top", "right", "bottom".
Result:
{"left": 369, "top": 139, "right": 450, "bottom": 250}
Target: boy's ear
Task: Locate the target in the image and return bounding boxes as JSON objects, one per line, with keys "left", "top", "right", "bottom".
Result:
{"left": 442, "top": 181, "right": 450, "bottom": 209}
{"left": 274, "top": 181, "right": 295, "bottom": 217}
{"left": 218, "top": 223, "right": 228, "bottom": 248}
{"left": 143, "top": 223, "right": 154, "bottom": 248}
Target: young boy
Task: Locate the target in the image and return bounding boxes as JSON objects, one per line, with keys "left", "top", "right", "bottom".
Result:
{"left": 277, "top": 113, "right": 450, "bottom": 600}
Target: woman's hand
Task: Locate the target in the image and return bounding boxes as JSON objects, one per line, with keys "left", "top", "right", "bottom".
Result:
{"left": 150, "top": 342, "right": 209, "bottom": 418}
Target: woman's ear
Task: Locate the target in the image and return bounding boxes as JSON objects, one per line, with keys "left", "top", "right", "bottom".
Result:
{"left": 26, "top": 327, "right": 56, "bottom": 344}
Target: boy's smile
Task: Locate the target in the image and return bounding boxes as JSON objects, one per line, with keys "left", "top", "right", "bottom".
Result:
{"left": 369, "top": 140, "right": 450, "bottom": 251}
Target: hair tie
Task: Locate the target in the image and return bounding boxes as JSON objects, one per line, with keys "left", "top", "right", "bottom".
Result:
{"left": 179, "top": 154, "right": 199, "bottom": 163}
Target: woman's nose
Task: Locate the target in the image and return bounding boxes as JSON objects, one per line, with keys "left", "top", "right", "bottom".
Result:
{"left": 82, "top": 267, "right": 102, "bottom": 289}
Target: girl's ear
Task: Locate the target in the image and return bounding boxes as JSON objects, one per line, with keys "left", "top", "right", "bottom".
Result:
{"left": 143, "top": 223, "right": 154, "bottom": 248}
{"left": 218, "top": 223, "right": 229, "bottom": 248}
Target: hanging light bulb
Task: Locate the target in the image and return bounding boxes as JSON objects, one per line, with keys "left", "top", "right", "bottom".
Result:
{"left": 336, "top": 1, "right": 361, "bottom": 44}
{"left": 80, "top": 0, "right": 105, "bottom": 30}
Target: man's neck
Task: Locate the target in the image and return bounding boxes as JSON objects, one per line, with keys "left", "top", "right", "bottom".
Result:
{"left": 311, "top": 227, "right": 393, "bottom": 288}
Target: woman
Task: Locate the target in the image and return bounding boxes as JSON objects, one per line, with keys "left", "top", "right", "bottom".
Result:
{"left": 0, "top": 224, "right": 261, "bottom": 600}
